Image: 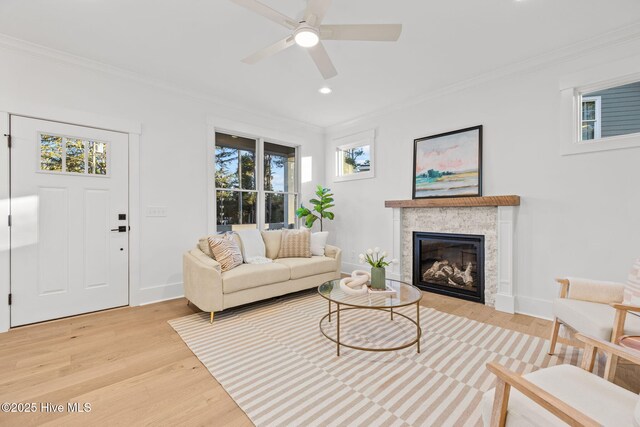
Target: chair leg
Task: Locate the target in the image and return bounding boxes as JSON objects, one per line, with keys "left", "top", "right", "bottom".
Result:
{"left": 210, "top": 312, "right": 215, "bottom": 324}
{"left": 490, "top": 378, "right": 511, "bottom": 427}
{"left": 604, "top": 354, "right": 618, "bottom": 381}
{"left": 548, "top": 318, "right": 561, "bottom": 355}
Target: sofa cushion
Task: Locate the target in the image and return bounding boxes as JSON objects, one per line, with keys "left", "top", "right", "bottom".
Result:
{"left": 278, "top": 228, "right": 311, "bottom": 258}
{"left": 275, "top": 256, "right": 337, "bottom": 280}
{"left": 208, "top": 234, "right": 243, "bottom": 272}
{"left": 198, "top": 233, "right": 242, "bottom": 259}
{"left": 554, "top": 298, "right": 640, "bottom": 340}
{"left": 261, "top": 230, "right": 282, "bottom": 259}
{"left": 222, "top": 262, "right": 290, "bottom": 293}
{"left": 482, "top": 364, "right": 638, "bottom": 426}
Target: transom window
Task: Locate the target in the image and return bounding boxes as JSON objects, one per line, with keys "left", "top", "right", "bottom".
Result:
{"left": 214, "top": 132, "right": 298, "bottom": 231}
{"left": 39, "top": 133, "right": 108, "bottom": 175}
{"left": 579, "top": 80, "right": 640, "bottom": 142}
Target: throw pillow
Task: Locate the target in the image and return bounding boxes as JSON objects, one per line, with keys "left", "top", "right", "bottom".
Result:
{"left": 310, "top": 231, "right": 329, "bottom": 256}
{"left": 236, "top": 229, "right": 266, "bottom": 262}
{"left": 261, "top": 230, "right": 282, "bottom": 259}
{"left": 277, "top": 228, "right": 311, "bottom": 258}
{"left": 208, "top": 233, "right": 243, "bottom": 272}
{"left": 625, "top": 257, "right": 640, "bottom": 304}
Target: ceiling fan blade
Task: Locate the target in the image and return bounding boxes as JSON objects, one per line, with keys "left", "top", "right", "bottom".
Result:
{"left": 241, "top": 36, "right": 295, "bottom": 64}
{"left": 320, "top": 24, "right": 402, "bottom": 41}
{"left": 308, "top": 42, "right": 337, "bottom": 80}
{"left": 304, "top": 0, "right": 332, "bottom": 27}
{"left": 230, "top": 0, "right": 297, "bottom": 29}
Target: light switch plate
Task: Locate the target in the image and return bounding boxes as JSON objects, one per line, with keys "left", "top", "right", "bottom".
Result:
{"left": 146, "top": 206, "right": 167, "bottom": 217}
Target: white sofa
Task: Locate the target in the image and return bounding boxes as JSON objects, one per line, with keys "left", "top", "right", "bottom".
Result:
{"left": 182, "top": 230, "right": 341, "bottom": 318}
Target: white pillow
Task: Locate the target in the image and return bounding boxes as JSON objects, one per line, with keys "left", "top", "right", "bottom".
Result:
{"left": 236, "top": 229, "right": 266, "bottom": 262}
{"left": 310, "top": 231, "right": 329, "bottom": 256}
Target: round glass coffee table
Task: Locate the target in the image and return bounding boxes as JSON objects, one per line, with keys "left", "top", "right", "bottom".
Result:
{"left": 318, "top": 278, "right": 423, "bottom": 356}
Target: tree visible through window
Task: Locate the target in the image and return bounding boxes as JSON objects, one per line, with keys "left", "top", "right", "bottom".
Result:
{"left": 214, "top": 133, "right": 298, "bottom": 231}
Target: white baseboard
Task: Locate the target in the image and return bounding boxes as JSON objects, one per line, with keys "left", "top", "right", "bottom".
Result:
{"left": 137, "top": 282, "right": 184, "bottom": 306}
{"left": 494, "top": 293, "right": 515, "bottom": 314}
{"left": 515, "top": 296, "right": 554, "bottom": 320}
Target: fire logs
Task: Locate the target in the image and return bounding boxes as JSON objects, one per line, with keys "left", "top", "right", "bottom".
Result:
{"left": 423, "top": 260, "right": 474, "bottom": 288}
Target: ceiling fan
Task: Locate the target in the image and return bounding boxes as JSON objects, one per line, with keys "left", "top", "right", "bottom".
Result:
{"left": 230, "top": 0, "right": 402, "bottom": 79}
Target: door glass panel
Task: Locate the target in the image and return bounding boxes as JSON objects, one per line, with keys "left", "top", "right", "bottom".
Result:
{"left": 65, "top": 139, "right": 85, "bottom": 173}
{"left": 40, "top": 134, "right": 63, "bottom": 171}
{"left": 88, "top": 141, "right": 108, "bottom": 175}
{"left": 215, "top": 190, "right": 257, "bottom": 232}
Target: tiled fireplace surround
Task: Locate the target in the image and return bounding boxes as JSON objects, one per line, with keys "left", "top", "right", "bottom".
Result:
{"left": 386, "top": 197, "right": 519, "bottom": 314}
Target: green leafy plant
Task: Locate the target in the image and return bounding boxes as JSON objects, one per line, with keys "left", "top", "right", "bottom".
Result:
{"left": 295, "top": 185, "right": 335, "bottom": 231}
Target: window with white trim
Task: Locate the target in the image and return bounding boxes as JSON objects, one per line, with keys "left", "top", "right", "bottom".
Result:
{"left": 581, "top": 96, "right": 601, "bottom": 141}
{"left": 214, "top": 132, "right": 298, "bottom": 232}
{"left": 39, "top": 133, "right": 108, "bottom": 175}
{"left": 333, "top": 129, "right": 375, "bottom": 182}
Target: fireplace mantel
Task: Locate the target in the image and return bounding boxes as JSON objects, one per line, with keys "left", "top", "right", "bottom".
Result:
{"left": 385, "top": 195, "right": 520, "bottom": 209}
{"left": 386, "top": 196, "right": 520, "bottom": 314}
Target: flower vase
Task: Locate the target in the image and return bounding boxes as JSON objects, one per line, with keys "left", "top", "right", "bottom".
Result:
{"left": 370, "top": 267, "right": 386, "bottom": 289}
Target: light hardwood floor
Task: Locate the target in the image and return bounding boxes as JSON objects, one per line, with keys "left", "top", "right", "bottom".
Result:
{"left": 0, "top": 291, "right": 637, "bottom": 426}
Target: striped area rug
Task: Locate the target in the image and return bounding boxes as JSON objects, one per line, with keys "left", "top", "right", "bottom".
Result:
{"left": 169, "top": 291, "right": 586, "bottom": 426}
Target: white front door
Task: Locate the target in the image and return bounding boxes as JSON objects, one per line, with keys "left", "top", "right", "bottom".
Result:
{"left": 10, "top": 116, "right": 129, "bottom": 326}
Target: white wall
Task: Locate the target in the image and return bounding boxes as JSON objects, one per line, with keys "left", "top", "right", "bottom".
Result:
{"left": 0, "top": 43, "right": 325, "bottom": 330}
{"left": 325, "top": 39, "right": 640, "bottom": 319}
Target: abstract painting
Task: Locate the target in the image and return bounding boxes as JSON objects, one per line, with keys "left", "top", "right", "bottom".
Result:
{"left": 412, "top": 126, "right": 482, "bottom": 199}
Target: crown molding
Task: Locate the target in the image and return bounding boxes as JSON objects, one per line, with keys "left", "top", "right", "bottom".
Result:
{"left": 0, "top": 33, "right": 324, "bottom": 136}
{"left": 326, "top": 20, "right": 640, "bottom": 133}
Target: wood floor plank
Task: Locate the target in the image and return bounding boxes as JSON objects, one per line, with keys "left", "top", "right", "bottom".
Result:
{"left": 0, "top": 291, "right": 637, "bottom": 426}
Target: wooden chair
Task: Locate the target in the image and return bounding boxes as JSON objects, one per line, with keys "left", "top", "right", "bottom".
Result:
{"left": 548, "top": 277, "right": 640, "bottom": 380}
{"left": 484, "top": 334, "right": 640, "bottom": 426}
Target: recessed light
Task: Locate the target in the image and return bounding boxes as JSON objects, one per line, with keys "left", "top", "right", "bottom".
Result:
{"left": 319, "top": 87, "right": 332, "bottom": 95}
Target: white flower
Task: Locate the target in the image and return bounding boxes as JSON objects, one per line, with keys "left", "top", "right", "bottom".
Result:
{"left": 358, "top": 253, "right": 365, "bottom": 260}
{"left": 366, "top": 249, "right": 373, "bottom": 255}
{"left": 381, "top": 251, "right": 387, "bottom": 258}
{"left": 374, "top": 247, "right": 380, "bottom": 254}
{"left": 391, "top": 258, "right": 399, "bottom": 264}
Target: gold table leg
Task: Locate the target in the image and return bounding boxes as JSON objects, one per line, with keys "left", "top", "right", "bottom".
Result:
{"left": 328, "top": 300, "right": 331, "bottom": 323}
{"left": 416, "top": 302, "right": 420, "bottom": 353}
{"left": 336, "top": 303, "right": 340, "bottom": 356}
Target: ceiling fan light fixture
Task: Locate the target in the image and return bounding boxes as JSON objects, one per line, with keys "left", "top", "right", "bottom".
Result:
{"left": 294, "top": 25, "right": 319, "bottom": 48}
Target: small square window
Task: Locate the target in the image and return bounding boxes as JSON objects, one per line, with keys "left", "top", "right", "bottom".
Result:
{"left": 40, "top": 134, "right": 63, "bottom": 171}
{"left": 334, "top": 130, "right": 375, "bottom": 182}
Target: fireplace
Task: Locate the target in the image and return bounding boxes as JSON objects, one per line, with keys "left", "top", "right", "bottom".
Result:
{"left": 413, "top": 232, "right": 485, "bottom": 303}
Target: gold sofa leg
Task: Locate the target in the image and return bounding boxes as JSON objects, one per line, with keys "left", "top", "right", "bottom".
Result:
{"left": 210, "top": 312, "right": 215, "bottom": 324}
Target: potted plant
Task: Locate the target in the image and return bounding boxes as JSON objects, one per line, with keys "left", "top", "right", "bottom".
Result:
{"left": 359, "top": 248, "right": 398, "bottom": 289}
{"left": 295, "top": 185, "right": 335, "bottom": 231}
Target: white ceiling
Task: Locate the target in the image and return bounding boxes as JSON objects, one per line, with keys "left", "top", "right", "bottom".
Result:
{"left": 1, "top": 0, "right": 640, "bottom": 127}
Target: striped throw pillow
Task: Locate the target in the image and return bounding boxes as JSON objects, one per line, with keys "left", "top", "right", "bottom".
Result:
{"left": 277, "top": 229, "right": 312, "bottom": 258}
{"left": 625, "top": 257, "right": 640, "bottom": 304}
{"left": 208, "top": 233, "right": 243, "bottom": 272}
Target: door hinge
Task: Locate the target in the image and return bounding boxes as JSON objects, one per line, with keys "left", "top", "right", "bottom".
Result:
{"left": 7, "top": 215, "right": 11, "bottom": 227}
{"left": 8, "top": 293, "right": 11, "bottom": 306}
{"left": 4, "top": 134, "right": 10, "bottom": 148}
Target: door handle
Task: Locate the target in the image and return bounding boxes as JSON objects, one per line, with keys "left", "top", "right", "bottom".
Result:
{"left": 111, "top": 226, "right": 127, "bottom": 232}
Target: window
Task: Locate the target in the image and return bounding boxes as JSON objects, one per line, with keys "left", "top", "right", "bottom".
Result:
{"left": 581, "top": 96, "right": 601, "bottom": 140}
{"left": 579, "top": 80, "right": 640, "bottom": 142}
{"left": 214, "top": 132, "right": 298, "bottom": 232}
{"left": 39, "top": 133, "right": 108, "bottom": 175}
{"left": 334, "top": 129, "right": 375, "bottom": 182}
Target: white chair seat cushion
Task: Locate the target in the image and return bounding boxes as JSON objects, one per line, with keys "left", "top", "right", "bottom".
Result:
{"left": 482, "top": 364, "right": 638, "bottom": 426}
{"left": 553, "top": 298, "right": 640, "bottom": 340}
